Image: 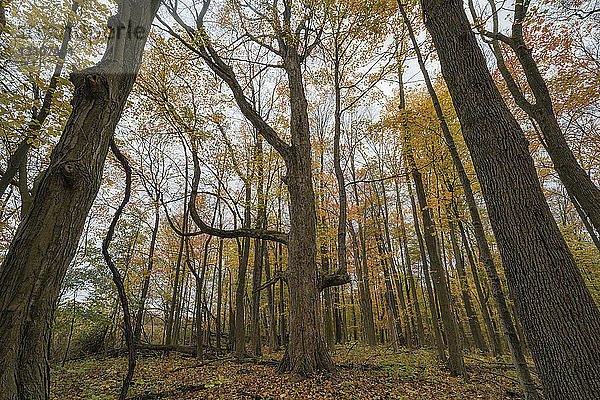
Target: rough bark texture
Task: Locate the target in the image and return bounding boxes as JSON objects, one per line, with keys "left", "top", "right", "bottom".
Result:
{"left": 0, "top": 2, "right": 159, "bottom": 399}
{"left": 277, "top": 50, "right": 335, "bottom": 375}
{"left": 398, "top": 2, "right": 539, "bottom": 396}
{"left": 421, "top": 0, "right": 600, "bottom": 397}
{"left": 475, "top": 0, "right": 600, "bottom": 241}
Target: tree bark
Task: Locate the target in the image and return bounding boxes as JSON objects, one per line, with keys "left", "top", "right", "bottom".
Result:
{"left": 264, "top": 244, "right": 279, "bottom": 351}
{"left": 396, "top": 182, "right": 425, "bottom": 346}
{"left": 397, "top": 2, "right": 539, "bottom": 396}
{"left": 234, "top": 183, "right": 251, "bottom": 358}
{"left": 421, "top": 0, "right": 600, "bottom": 397}
{"left": 251, "top": 135, "right": 266, "bottom": 357}
{"left": 349, "top": 159, "right": 377, "bottom": 346}
{"left": 102, "top": 141, "right": 136, "bottom": 400}
{"left": 408, "top": 186, "right": 445, "bottom": 359}
{"left": 471, "top": 0, "right": 600, "bottom": 243}
{"left": 457, "top": 219, "right": 502, "bottom": 357}
{"left": 277, "top": 50, "right": 335, "bottom": 375}
{"left": 0, "top": 2, "right": 159, "bottom": 398}
{"left": 376, "top": 182, "right": 412, "bottom": 348}
{"left": 216, "top": 237, "right": 224, "bottom": 353}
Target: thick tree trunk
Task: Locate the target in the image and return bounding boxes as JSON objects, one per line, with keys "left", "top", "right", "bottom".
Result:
{"left": 479, "top": 0, "right": 600, "bottom": 241}
{"left": 421, "top": 0, "right": 600, "bottom": 397}
{"left": 0, "top": 2, "right": 159, "bottom": 399}
{"left": 397, "top": 2, "right": 538, "bottom": 396}
{"left": 277, "top": 51, "right": 335, "bottom": 375}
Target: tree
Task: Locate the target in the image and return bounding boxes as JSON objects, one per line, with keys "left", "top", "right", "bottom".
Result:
{"left": 396, "top": 2, "right": 539, "bottom": 396}
{"left": 0, "top": 1, "right": 160, "bottom": 398}
{"left": 403, "top": 127, "right": 464, "bottom": 376}
{"left": 420, "top": 0, "right": 600, "bottom": 397}
{"left": 161, "top": 0, "right": 348, "bottom": 375}
{"left": 470, "top": 0, "right": 600, "bottom": 244}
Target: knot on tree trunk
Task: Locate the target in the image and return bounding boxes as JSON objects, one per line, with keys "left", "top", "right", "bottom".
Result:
{"left": 320, "top": 270, "right": 350, "bottom": 291}
{"left": 70, "top": 69, "right": 110, "bottom": 101}
{"left": 58, "top": 161, "right": 90, "bottom": 190}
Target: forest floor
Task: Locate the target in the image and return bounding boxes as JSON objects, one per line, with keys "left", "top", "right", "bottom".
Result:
{"left": 50, "top": 345, "right": 529, "bottom": 399}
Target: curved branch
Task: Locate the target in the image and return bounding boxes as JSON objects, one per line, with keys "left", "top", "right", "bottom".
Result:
{"left": 102, "top": 139, "right": 136, "bottom": 400}
{"left": 188, "top": 143, "right": 288, "bottom": 244}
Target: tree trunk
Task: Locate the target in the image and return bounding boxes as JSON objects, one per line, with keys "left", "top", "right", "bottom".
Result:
{"left": 0, "top": 2, "right": 159, "bottom": 398}
{"left": 216, "top": 237, "right": 224, "bottom": 353}
{"left": 397, "top": 2, "right": 539, "bottom": 396}
{"left": 376, "top": 182, "right": 412, "bottom": 348}
{"left": 349, "top": 159, "right": 377, "bottom": 346}
{"left": 165, "top": 202, "right": 188, "bottom": 346}
{"left": 421, "top": 0, "right": 600, "bottom": 397}
{"left": 277, "top": 51, "right": 335, "bottom": 375}
{"left": 250, "top": 236, "right": 263, "bottom": 357}
{"left": 264, "top": 244, "right": 279, "bottom": 351}
{"left": 277, "top": 242, "right": 286, "bottom": 347}
{"left": 319, "top": 154, "right": 335, "bottom": 349}
{"left": 234, "top": 182, "right": 251, "bottom": 358}
{"left": 134, "top": 204, "right": 160, "bottom": 342}
{"left": 458, "top": 219, "right": 502, "bottom": 357}
{"left": 477, "top": 0, "right": 600, "bottom": 242}
{"left": 320, "top": 232, "right": 335, "bottom": 349}
{"left": 396, "top": 182, "right": 425, "bottom": 346}
{"left": 448, "top": 216, "right": 487, "bottom": 353}
{"left": 405, "top": 140, "right": 464, "bottom": 376}
{"left": 408, "top": 187, "right": 445, "bottom": 360}
{"left": 251, "top": 134, "right": 266, "bottom": 357}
